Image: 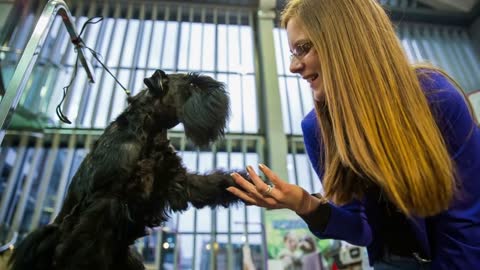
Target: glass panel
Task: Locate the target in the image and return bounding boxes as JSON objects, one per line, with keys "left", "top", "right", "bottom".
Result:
{"left": 162, "top": 21, "right": 179, "bottom": 70}
{"left": 202, "top": 24, "right": 216, "bottom": 72}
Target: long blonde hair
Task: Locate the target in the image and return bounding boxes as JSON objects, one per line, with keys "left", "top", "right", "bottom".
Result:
{"left": 281, "top": 0, "right": 459, "bottom": 217}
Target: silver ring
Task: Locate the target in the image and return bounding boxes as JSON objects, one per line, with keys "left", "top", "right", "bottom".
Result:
{"left": 263, "top": 185, "right": 274, "bottom": 196}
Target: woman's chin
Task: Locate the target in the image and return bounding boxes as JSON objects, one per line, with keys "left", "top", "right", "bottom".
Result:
{"left": 312, "top": 89, "right": 324, "bottom": 102}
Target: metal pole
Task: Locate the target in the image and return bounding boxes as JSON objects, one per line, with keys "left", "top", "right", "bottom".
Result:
{"left": 0, "top": 0, "right": 95, "bottom": 144}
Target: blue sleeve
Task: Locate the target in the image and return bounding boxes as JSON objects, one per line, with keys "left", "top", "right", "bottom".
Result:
{"left": 301, "top": 109, "right": 373, "bottom": 246}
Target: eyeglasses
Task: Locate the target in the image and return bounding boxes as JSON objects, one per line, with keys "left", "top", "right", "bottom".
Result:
{"left": 290, "top": 42, "right": 313, "bottom": 61}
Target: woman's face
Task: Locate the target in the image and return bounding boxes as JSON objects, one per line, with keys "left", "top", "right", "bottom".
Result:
{"left": 286, "top": 17, "right": 323, "bottom": 102}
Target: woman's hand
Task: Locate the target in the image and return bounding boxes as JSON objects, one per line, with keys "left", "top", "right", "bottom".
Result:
{"left": 227, "top": 164, "right": 323, "bottom": 215}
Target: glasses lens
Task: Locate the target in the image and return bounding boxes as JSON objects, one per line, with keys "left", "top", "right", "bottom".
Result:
{"left": 291, "top": 42, "right": 312, "bottom": 60}
{"left": 297, "top": 42, "right": 312, "bottom": 56}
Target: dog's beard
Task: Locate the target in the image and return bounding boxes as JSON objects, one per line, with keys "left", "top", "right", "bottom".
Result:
{"left": 180, "top": 79, "right": 230, "bottom": 146}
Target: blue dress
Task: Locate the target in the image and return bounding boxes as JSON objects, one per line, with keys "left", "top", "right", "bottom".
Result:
{"left": 301, "top": 70, "right": 480, "bottom": 269}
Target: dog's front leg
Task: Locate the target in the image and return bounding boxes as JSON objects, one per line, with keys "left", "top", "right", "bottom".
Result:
{"left": 179, "top": 170, "right": 251, "bottom": 209}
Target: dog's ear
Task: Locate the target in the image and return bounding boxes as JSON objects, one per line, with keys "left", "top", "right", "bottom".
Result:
{"left": 143, "top": 70, "right": 168, "bottom": 96}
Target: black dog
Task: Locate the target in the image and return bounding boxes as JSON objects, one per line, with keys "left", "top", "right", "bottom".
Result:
{"left": 9, "top": 70, "right": 248, "bottom": 270}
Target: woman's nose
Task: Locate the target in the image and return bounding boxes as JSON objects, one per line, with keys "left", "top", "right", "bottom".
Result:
{"left": 289, "top": 57, "right": 303, "bottom": 73}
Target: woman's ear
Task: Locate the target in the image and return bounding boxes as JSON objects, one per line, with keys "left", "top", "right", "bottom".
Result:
{"left": 143, "top": 69, "right": 167, "bottom": 95}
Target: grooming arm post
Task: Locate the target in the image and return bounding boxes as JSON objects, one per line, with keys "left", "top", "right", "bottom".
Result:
{"left": 0, "top": 231, "right": 17, "bottom": 254}
{"left": 0, "top": 0, "right": 95, "bottom": 144}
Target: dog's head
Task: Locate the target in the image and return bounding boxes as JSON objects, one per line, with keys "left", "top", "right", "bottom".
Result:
{"left": 143, "top": 70, "right": 230, "bottom": 146}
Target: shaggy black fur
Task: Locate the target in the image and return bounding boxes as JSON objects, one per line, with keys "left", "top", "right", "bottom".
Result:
{"left": 9, "top": 70, "right": 248, "bottom": 270}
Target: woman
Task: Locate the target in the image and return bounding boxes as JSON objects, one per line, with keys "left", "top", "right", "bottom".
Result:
{"left": 227, "top": 0, "right": 480, "bottom": 269}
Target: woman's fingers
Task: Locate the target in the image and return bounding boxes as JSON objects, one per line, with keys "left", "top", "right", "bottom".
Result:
{"left": 245, "top": 166, "right": 264, "bottom": 186}
{"left": 231, "top": 172, "right": 271, "bottom": 201}
{"left": 229, "top": 171, "right": 280, "bottom": 204}
{"left": 230, "top": 172, "right": 257, "bottom": 193}
{"left": 228, "top": 164, "right": 310, "bottom": 212}
{"left": 246, "top": 165, "right": 274, "bottom": 196}
{"left": 227, "top": 185, "right": 283, "bottom": 209}
{"left": 258, "top": 164, "right": 283, "bottom": 187}
{"left": 226, "top": 186, "right": 258, "bottom": 205}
